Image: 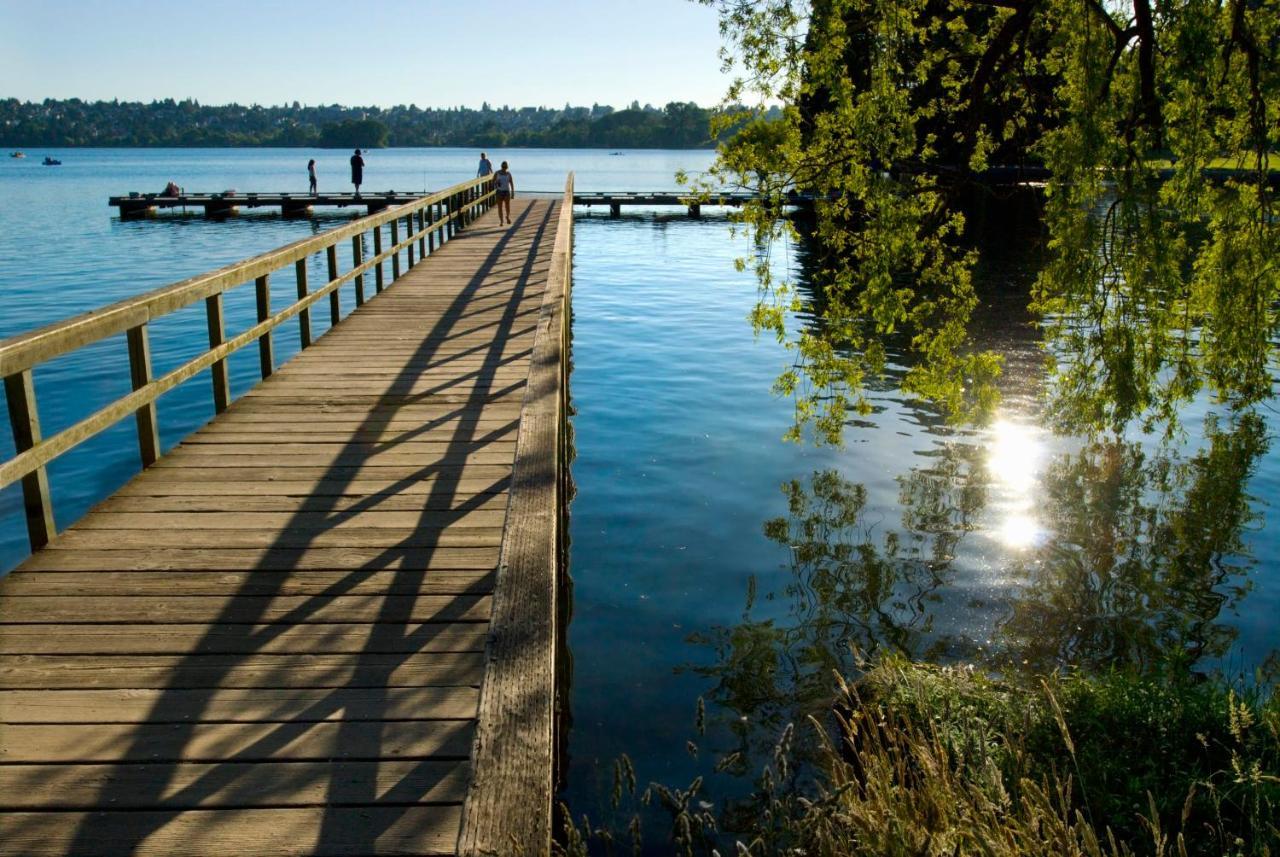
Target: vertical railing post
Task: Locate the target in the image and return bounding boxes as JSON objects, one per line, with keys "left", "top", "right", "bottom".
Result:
{"left": 295, "top": 258, "right": 312, "bottom": 348}
{"left": 125, "top": 323, "right": 160, "bottom": 467}
{"left": 4, "top": 370, "right": 55, "bottom": 550}
{"left": 390, "top": 218, "right": 401, "bottom": 281}
{"left": 255, "top": 274, "right": 274, "bottom": 379}
{"left": 326, "top": 244, "right": 341, "bottom": 326}
{"left": 417, "top": 208, "right": 427, "bottom": 258}
{"left": 205, "top": 293, "right": 231, "bottom": 413}
{"left": 447, "top": 195, "right": 456, "bottom": 239}
{"left": 406, "top": 214, "right": 416, "bottom": 268}
{"left": 427, "top": 204, "right": 436, "bottom": 253}
{"left": 373, "top": 224, "right": 384, "bottom": 292}
{"left": 351, "top": 234, "right": 365, "bottom": 306}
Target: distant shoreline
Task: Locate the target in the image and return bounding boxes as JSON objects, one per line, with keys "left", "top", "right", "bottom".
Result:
{"left": 0, "top": 99, "right": 748, "bottom": 151}
{"left": 3, "top": 143, "right": 718, "bottom": 150}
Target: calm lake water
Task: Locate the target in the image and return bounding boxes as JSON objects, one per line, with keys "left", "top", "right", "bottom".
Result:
{"left": 2, "top": 147, "right": 1277, "bottom": 844}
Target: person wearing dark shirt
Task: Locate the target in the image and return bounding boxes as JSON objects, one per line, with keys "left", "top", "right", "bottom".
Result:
{"left": 307, "top": 159, "right": 317, "bottom": 195}
{"left": 350, "top": 149, "right": 365, "bottom": 197}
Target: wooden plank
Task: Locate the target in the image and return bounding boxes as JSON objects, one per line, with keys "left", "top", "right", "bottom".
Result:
{"left": 178, "top": 429, "right": 520, "bottom": 443}
{"left": 0, "top": 719, "right": 474, "bottom": 763}
{"left": 0, "top": 806, "right": 461, "bottom": 856}
{"left": 0, "top": 623, "right": 489, "bottom": 655}
{"left": 16, "top": 546, "right": 499, "bottom": 571}
{"left": 91, "top": 494, "right": 508, "bottom": 513}
{"left": 0, "top": 760, "right": 469, "bottom": 810}
{"left": 142, "top": 452, "right": 516, "bottom": 468}
{"left": 0, "top": 569, "right": 496, "bottom": 596}
{"left": 43, "top": 527, "right": 503, "bottom": 550}
{"left": 0, "top": 593, "right": 492, "bottom": 624}
{"left": 68, "top": 510, "right": 507, "bottom": 530}
{"left": 107, "top": 483, "right": 509, "bottom": 503}
{"left": 161, "top": 442, "right": 518, "bottom": 457}
{"left": 0, "top": 685, "right": 478, "bottom": 723}
{"left": 128, "top": 465, "right": 514, "bottom": 481}
{"left": 0, "top": 652, "right": 484, "bottom": 689}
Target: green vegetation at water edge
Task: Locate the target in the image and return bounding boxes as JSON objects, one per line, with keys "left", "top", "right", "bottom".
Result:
{"left": 561, "top": 658, "right": 1279, "bottom": 856}
{"left": 0, "top": 97, "right": 747, "bottom": 149}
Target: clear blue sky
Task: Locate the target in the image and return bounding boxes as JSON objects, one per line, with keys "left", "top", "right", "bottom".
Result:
{"left": 0, "top": 0, "right": 731, "bottom": 109}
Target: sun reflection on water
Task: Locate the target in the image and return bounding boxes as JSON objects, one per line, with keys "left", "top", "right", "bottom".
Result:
{"left": 986, "top": 419, "right": 1048, "bottom": 550}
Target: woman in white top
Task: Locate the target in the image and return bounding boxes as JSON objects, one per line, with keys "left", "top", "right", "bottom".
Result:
{"left": 494, "top": 161, "right": 514, "bottom": 226}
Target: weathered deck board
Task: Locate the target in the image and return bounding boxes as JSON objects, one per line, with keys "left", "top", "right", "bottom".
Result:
{"left": 0, "top": 198, "right": 561, "bottom": 855}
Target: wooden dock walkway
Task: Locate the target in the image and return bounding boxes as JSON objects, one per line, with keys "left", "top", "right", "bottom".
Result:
{"left": 1, "top": 176, "right": 572, "bottom": 855}
{"left": 111, "top": 191, "right": 433, "bottom": 218}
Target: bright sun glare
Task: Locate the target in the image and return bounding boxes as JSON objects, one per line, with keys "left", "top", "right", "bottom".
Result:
{"left": 986, "top": 419, "right": 1047, "bottom": 550}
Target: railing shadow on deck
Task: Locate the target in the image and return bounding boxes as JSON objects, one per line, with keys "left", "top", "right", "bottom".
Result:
{"left": 1, "top": 199, "right": 561, "bottom": 854}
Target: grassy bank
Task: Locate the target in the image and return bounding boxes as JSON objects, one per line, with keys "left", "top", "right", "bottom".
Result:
{"left": 561, "top": 658, "right": 1279, "bottom": 856}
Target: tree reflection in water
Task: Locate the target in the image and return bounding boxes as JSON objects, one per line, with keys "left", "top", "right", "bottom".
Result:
{"left": 686, "top": 442, "right": 987, "bottom": 761}
{"left": 1004, "top": 411, "right": 1268, "bottom": 674}
{"left": 688, "top": 409, "right": 1270, "bottom": 791}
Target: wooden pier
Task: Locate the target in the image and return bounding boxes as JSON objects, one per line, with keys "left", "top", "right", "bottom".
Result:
{"left": 110, "top": 191, "right": 433, "bottom": 218}
{"left": 572, "top": 190, "right": 773, "bottom": 217}
{"left": 1, "top": 174, "right": 572, "bottom": 855}
{"left": 111, "top": 189, "right": 799, "bottom": 219}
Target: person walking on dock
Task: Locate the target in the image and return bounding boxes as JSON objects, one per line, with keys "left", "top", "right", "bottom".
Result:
{"left": 350, "top": 148, "right": 365, "bottom": 197}
{"left": 495, "top": 161, "right": 514, "bottom": 226}
{"left": 307, "top": 159, "right": 317, "bottom": 195}
{"left": 477, "top": 152, "right": 493, "bottom": 178}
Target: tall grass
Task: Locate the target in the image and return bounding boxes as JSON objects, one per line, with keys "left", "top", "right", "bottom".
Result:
{"left": 558, "top": 658, "right": 1279, "bottom": 856}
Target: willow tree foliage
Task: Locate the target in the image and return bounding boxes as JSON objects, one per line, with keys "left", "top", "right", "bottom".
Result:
{"left": 696, "top": 0, "right": 1278, "bottom": 440}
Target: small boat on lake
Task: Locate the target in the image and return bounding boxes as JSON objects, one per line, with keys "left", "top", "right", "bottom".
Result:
{"left": 9, "top": 151, "right": 25, "bottom": 158}
{"left": 42, "top": 157, "right": 62, "bottom": 166}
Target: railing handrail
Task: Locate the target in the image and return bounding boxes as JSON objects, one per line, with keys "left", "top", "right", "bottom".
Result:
{"left": 2, "top": 172, "right": 496, "bottom": 551}
{"left": 0, "top": 175, "right": 491, "bottom": 377}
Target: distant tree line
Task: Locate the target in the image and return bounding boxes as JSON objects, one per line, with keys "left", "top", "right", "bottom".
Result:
{"left": 0, "top": 98, "right": 742, "bottom": 148}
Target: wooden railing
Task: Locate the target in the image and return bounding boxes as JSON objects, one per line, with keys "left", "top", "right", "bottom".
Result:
{"left": 1, "top": 174, "right": 495, "bottom": 551}
{"left": 458, "top": 172, "right": 574, "bottom": 855}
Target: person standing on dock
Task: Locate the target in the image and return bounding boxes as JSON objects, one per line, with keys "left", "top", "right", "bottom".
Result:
{"left": 307, "top": 159, "right": 317, "bottom": 195}
{"left": 350, "top": 148, "right": 365, "bottom": 197}
{"left": 477, "top": 152, "right": 493, "bottom": 178}
{"left": 494, "top": 160, "right": 514, "bottom": 225}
